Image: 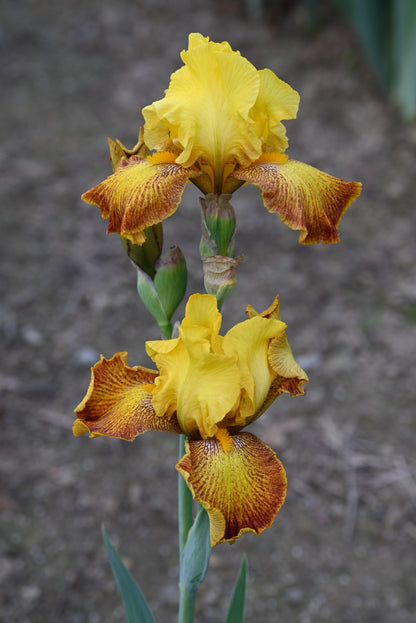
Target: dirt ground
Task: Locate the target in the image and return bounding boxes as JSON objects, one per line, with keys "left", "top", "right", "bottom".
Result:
{"left": 1, "top": 1, "right": 416, "bottom": 622}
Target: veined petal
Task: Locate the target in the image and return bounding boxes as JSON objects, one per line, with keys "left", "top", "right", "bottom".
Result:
{"left": 143, "top": 34, "right": 262, "bottom": 192}
{"left": 146, "top": 338, "right": 190, "bottom": 421}
{"left": 179, "top": 350, "right": 241, "bottom": 438}
{"left": 253, "top": 338, "right": 309, "bottom": 419}
{"left": 146, "top": 293, "right": 240, "bottom": 438}
{"left": 250, "top": 68, "right": 300, "bottom": 153}
{"left": 223, "top": 315, "right": 287, "bottom": 425}
{"left": 179, "top": 293, "right": 223, "bottom": 353}
{"left": 82, "top": 154, "right": 199, "bottom": 245}
{"left": 234, "top": 156, "right": 362, "bottom": 244}
{"left": 176, "top": 432, "right": 287, "bottom": 545}
{"left": 268, "top": 334, "right": 309, "bottom": 395}
{"left": 149, "top": 337, "right": 240, "bottom": 439}
{"left": 73, "top": 352, "right": 181, "bottom": 441}
{"left": 246, "top": 296, "right": 308, "bottom": 414}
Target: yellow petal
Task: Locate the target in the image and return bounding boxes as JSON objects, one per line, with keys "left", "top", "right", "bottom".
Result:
{"left": 234, "top": 156, "right": 362, "bottom": 244}
{"left": 253, "top": 336, "right": 309, "bottom": 420}
{"left": 245, "top": 295, "right": 308, "bottom": 416}
{"left": 176, "top": 432, "right": 287, "bottom": 545}
{"left": 82, "top": 154, "right": 199, "bottom": 245}
{"left": 145, "top": 338, "right": 189, "bottom": 421}
{"left": 73, "top": 352, "right": 181, "bottom": 441}
{"left": 180, "top": 293, "right": 223, "bottom": 353}
{"left": 148, "top": 336, "right": 240, "bottom": 439}
{"left": 144, "top": 293, "right": 221, "bottom": 413}
{"left": 146, "top": 294, "right": 240, "bottom": 438}
{"left": 250, "top": 68, "right": 300, "bottom": 153}
{"left": 223, "top": 315, "right": 287, "bottom": 425}
{"left": 143, "top": 34, "right": 261, "bottom": 192}
{"left": 268, "top": 334, "right": 309, "bottom": 394}
{"left": 187, "top": 32, "right": 234, "bottom": 54}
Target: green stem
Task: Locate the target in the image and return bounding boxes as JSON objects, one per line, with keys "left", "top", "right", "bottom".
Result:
{"left": 178, "top": 434, "right": 195, "bottom": 621}
{"left": 178, "top": 434, "right": 193, "bottom": 558}
{"left": 178, "top": 585, "right": 197, "bottom": 623}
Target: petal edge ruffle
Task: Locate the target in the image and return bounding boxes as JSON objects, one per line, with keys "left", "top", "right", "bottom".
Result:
{"left": 82, "top": 155, "right": 200, "bottom": 245}
{"left": 74, "top": 352, "right": 181, "bottom": 441}
{"left": 234, "top": 158, "right": 362, "bottom": 244}
{"left": 176, "top": 432, "right": 287, "bottom": 545}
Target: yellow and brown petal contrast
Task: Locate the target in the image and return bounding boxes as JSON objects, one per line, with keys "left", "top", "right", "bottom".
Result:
{"left": 146, "top": 294, "right": 308, "bottom": 438}
{"left": 176, "top": 433, "right": 287, "bottom": 546}
{"left": 81, "top": 154, "right": 200, "bottom": 246}
{"left": 73, "top": 352, "right": 181, "bottom": 440}
{"left": 234, "top": 155, "right": 362, "bottom": 244}
{"left": 142, "top": 33, "right": 299, "bottom": 193}
{"left": 74, "top": 294, "right": 306, "bottom": 544}
{"left": 82, "top": 33, "right": 361, "bottom": 245}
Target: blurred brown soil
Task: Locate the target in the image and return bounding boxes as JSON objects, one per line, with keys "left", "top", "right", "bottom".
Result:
{"left": 1, "top": 1, "right": 416, "bottom": 622}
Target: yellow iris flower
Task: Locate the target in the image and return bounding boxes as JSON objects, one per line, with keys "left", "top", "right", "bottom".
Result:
{"left": 73, "top": 294, "right": 308, "bottom": 546}
{"left": 82, "top": 33, "right": 361, "bottom": 247}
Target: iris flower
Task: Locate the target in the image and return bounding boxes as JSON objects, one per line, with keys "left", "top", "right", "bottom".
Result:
{"left": 82, "top": 33, "right": 361, "bottom": 247}
{"left": 74, "top": 294, "right": 308, "bottom": 545}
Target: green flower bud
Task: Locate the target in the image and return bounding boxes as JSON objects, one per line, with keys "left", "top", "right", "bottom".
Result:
{"left": 200, "top": 193, "right": 236, "bottom": 258}
{"left": 137, "top": 246, "right": 187, "bottom": 337}
{"left": 121, "top": 222, "right": 163, "bottom": 278}
{"left": 136, "top": 269, "right": 172, "bottom": 338}
{"left": 154, "top": 246, "right": 187, "bottom": 321}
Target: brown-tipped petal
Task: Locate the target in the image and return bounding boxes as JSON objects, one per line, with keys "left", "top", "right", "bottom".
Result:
{"left": 74, "top": 352, "right": 181, "bottom": 441}
{"left": 82, "top": 154, "right": 199, "bottom": 246}
{"left": 255, "top": 331, "right": 309, "bottom": 419}
{"left": 234, "top": 158, "right": 362, "bottom": 244}
{"left": 246, "top": 294, "right": 281, "bottom": 321}
{"left": 176, "top": 432, "right": 287, "bottom": 546}
{"left": 269, "top": 332, "right": 309, "bottom": 393}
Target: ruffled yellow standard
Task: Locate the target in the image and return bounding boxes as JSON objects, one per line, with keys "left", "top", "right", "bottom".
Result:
{"left": 74, "top": 294, "right": 308, "bottom": 546}
{"left": 82, "top": 33, "right": 361, "bottom": 246}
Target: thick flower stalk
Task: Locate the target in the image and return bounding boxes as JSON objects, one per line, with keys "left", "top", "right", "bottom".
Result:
{"left": 74, "top": 294, "right": 308, "bottom": 546}
{"left": 82, "top": 33, "right": 361, "bottom": 247}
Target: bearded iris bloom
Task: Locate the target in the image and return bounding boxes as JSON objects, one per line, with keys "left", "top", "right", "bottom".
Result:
{"left": 82, "top": 33, "right": 361, "bottom": 247}
{"left": 74, "top": 294, "right": 308, "bottom": 545}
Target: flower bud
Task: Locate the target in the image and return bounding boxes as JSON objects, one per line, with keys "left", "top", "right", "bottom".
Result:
{"left": 121, "top": 222, "right": 163, "bottom": 278}
{"left": 136, "top": 246, "right": 187, "bottom": 337}
{"left": 154, "top": 246, "right": 187, "bottom": 321}
{"left": 200, "top": 193, "right": 236, "bottom": 258}
{"left": 202, "top": 255, "right": 242, "bottom": 309}
{"left": 136, "top": 268, "right": 171, "bottom": 338}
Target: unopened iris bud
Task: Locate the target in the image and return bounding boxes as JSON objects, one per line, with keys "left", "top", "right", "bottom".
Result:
{"left": 202, "top": 255, "right": 242, "bottom": 309}
{"left": 137, "top": 269, "right": 171, "bottom": 338}
{"left": 200, "top": 193, "right": 236, "bottom": 258}
{"left": 154, "top": 246, "right": 187, "bottom": 321}
{"left": 136, "top": 246, "right": 187, "bottom": 338}
{"left": 121, "top": 223, "right": 163, "bottom": 278}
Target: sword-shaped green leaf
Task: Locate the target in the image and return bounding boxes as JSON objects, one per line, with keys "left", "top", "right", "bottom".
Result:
{"left": 102, "top": 526, "right": 155, "bottom": 623}
{"left": 225, "top": 555, "right": 247, "bottom": 623}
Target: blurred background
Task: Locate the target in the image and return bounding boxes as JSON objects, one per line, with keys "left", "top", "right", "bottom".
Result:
{"left": 1, "top": 1, "right": 415, "bottom": 621}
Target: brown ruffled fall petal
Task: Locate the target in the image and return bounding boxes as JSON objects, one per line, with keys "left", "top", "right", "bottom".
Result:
{"left": 176, "top": 432, "right": 287, "bottom": 545}
{"left": 82, "top": 154, "right": 200, "bottom": 246}
{"left": 234, "top": 157, "right": 362, "bottom": 244}
{"left": 74, "top": 352, "right": 181, "bottom": 440}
